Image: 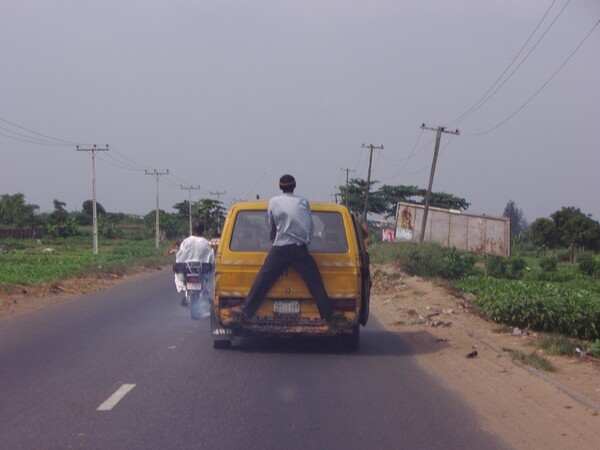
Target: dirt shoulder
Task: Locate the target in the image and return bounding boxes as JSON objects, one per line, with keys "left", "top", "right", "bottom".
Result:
{"left": 370, "top": 263, "right": 600, "bottom": 450}
{"left": 0, "top": 265, "right": 164, "bottom": 319}
{"left": 2, "top": 263, "right": 599, "bottom": 449}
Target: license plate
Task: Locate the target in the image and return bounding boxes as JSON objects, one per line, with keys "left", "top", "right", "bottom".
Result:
{"left": 186, "top": 283, "right": 202, "bottom": 290}
{"left": 273, "top": 300, "right": 300, "bottom": 315}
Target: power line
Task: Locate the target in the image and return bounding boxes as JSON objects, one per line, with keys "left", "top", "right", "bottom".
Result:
{"left": 0, "top": 131, "right": 71, "bottom": 147}
{"left": 244, "top": 172, "right": 266, "bottom": 200}
{"left": 468, "top": 17, "right": 600, "bottom": 136}
{"left": 109, "top": 145, "right": 152, "bottom": 171}
{"left": 0, "top": 126, "right": 74, "bottom": 146}
{"left": 380, "top": 129, "right": 432, "bottom": 182}
{"left": 446, "top": 0, "right": 570, "bottom": 127}
{"left": 0, "top": 116, "right": 86, "bottom": 146}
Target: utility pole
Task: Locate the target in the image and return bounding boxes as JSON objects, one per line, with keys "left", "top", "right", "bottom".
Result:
{"left": 181, "top": 185, "right": 201, "bottom": 236}
{"left": 340, "top": 168, "right": 355, "bottom": 207}
{"left": 210, "top": 190, "right": 226, "bottom": 202}
{"left": 419, "top": 124, "right": 460, "bottom": 245}
{"left": 145, "top": 169, "right": 169, "bottom": 248}
{"left": 210, "top": 190, "right": 226, "bottom": 232}
{"left": 77, "top": 145, "right": 109, "bottom": 254}
{"left": 360, "top": 144, "right": 383, "bottom": 223}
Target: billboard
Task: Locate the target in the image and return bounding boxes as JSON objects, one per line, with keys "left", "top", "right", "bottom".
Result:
{"left": 394, "top": 202, "right": 510, "bottom": 257}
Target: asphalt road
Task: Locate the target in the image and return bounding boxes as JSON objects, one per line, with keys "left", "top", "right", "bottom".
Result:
{"left": 0, "top": 269, "right": 512, "bottom": 450}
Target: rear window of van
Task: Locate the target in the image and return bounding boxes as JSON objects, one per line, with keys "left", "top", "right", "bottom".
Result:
{"left": 230, "top": 210, "right": 348, "bottom": 253}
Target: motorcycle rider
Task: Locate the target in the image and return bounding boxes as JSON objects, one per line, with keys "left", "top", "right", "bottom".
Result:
{"left": 174, "top": 222, "right": 214, "bottom": 309}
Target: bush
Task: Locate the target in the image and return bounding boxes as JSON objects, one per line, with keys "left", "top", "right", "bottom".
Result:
{"left": 539, "top": 256, "right": 558, "bottom": 272}
{"left": 401, "top": 244, "right": 444, "bottom": 278}
{"left": 579, "top": 255, "right": 600, "bottom": 278}
{"left": 439, "top": 247, "right": 476, "bottom": 279}
{"left": 368, "top": 242, "right": 476, "bottom": 279}
{"left": 486, "top": 256, "right": 507, "bottom": 277}
{"left": 509, "top": 257, "right": 527, "bottom": 278}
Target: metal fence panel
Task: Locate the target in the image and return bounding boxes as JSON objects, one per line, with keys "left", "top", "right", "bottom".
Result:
{"left": 394, "top": 202, "right": 510, "bottom": 257}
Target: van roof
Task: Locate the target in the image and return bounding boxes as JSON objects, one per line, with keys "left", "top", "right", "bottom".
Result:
{"left": 229, "top": 201, "right": 349, "bottom": 213}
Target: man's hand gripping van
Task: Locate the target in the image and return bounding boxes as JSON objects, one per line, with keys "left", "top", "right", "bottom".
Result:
{"left": 211, "top": 201, "right": 371, "bottom": 351}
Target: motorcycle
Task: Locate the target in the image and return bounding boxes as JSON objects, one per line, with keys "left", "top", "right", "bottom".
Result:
{"left": 173, "top": 261, "right": 214, "bottom": 320}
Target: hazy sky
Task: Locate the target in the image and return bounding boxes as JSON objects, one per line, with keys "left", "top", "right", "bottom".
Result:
{"left": 2, "top": 0, "right": 599, "bottom": 223}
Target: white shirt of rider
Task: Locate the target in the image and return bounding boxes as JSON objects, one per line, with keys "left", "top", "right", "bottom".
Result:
{"left": 175, "top": 236, "right": 214, "bottom": 264}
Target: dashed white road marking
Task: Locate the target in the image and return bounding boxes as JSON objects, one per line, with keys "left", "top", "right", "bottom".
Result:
{"left": 97, "top": 384, "right": 136, "bottom": 411}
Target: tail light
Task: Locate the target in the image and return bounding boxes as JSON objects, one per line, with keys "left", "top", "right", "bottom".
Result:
{"left": 186, "top": 275, "right": 201, "bottom": 283}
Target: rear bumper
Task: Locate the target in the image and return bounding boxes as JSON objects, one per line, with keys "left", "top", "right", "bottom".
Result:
{"left": 213, "top": 311, "right": 356, "bottom": 338}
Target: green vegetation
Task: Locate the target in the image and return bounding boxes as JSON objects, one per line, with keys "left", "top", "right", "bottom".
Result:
{"left": 369, "top": 240, "right": 600, "bottom": 342}
{"left": 589, "top": 340, "right": 600, "bottom": 359}
{"left": 578, "top": 255, "right": 600, "bottom": 278}
{"left": 0, "top": 238, "right": 171, "bottom": 288}
{"left": 454, "top": 277, "right": 600, "bottom": 340}
{"left": 502, "top": 347, "right": 557, "bottom": 372}
{"left": 536, "top": 334, "right": 577, "bottom": 357}
{"left": 369, "top": 242, "right": 476, "bottom": 279}
{"left": 530, "top": 207, "right": 600, "bottom": 252}
{"left": 0, "top": 193, "right": 226, "bottom": 241}
{"left": 337, "top": 178, "right": 470, "bottom": 220}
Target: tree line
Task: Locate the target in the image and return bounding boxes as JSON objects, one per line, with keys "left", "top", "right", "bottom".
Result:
{"left": 0, "top": 193, "right": 226, "bottom": 241}
{"left": 1, "top": 186, "right": 599, "bottom": 251}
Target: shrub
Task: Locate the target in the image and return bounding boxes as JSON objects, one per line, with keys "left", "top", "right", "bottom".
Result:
{"left": 537, "top": 334, "right": 575, "bottom": 356}
{"left": 578, "top": 255, "right": 600, "bottom": 278}
{"left": 401, "top": 244, "right": 444, "bottom": 278}
{"left": 509, "top": 257, "right": 527, "bottom": 278}
{"left": 486, "top": 256, "right": 507, "bottom": 277}
{"left": 369, "top": 242, "right": 476, "bottom": 280}
{"left": 439, "top": 247, "right": 476, "bottom": 279}
{"left": 539, "top": 256, "right": 558, "bottom": 272}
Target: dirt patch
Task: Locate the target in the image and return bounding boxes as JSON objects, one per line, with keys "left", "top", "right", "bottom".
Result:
{"left": 370, "top": 263, "right": 600, "bottom": 450}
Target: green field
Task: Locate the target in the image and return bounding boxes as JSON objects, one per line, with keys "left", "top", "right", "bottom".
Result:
{"left": 369, "top": 242, "right": 600, "bottom": 342}
{"left": 0, "top": 237, "right": 172, "bottom": 287}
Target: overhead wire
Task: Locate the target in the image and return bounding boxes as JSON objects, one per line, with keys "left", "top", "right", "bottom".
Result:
{"left": 468, "top": 17, "right": 600, "bottom": 136}
{"left": 244, "top": 172, "right": 266, "bottom": 200}
{"left": 0, "top": 116, "right": 86, "bottom": 146}
{"left": 96, "top": 153, "right": 143, "bottom": 172}
{"left": 380, "top": 129, "right": 432, "bottom": 181}
{"left": 445, "top": 0, "right": 568, "bottom": 127}
{"left": 0, "top": 116, "right": 224, "bottom": 208}
{"left": 0, "top": 130, "right": 72, "bottom": 147}
{"left": 109, "top": 145, "right": 152, "bottom": 171}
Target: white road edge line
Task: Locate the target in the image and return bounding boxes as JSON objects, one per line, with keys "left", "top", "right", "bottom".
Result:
{"left": 97, "top": 384, "right": 136, "bottom": 411}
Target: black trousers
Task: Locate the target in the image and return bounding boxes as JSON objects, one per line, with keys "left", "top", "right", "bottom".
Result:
{"left": 240, "top": 244, "right": 333, "bottom": 319}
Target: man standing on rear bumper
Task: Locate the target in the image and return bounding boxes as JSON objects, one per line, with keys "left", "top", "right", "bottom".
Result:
{"left": 237, "top": 174, "right": 337, "bottom": 321}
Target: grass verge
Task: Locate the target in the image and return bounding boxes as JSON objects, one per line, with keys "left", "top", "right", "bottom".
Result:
{"left": 503, "top": 347, "right": 557, "bottom": 372}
